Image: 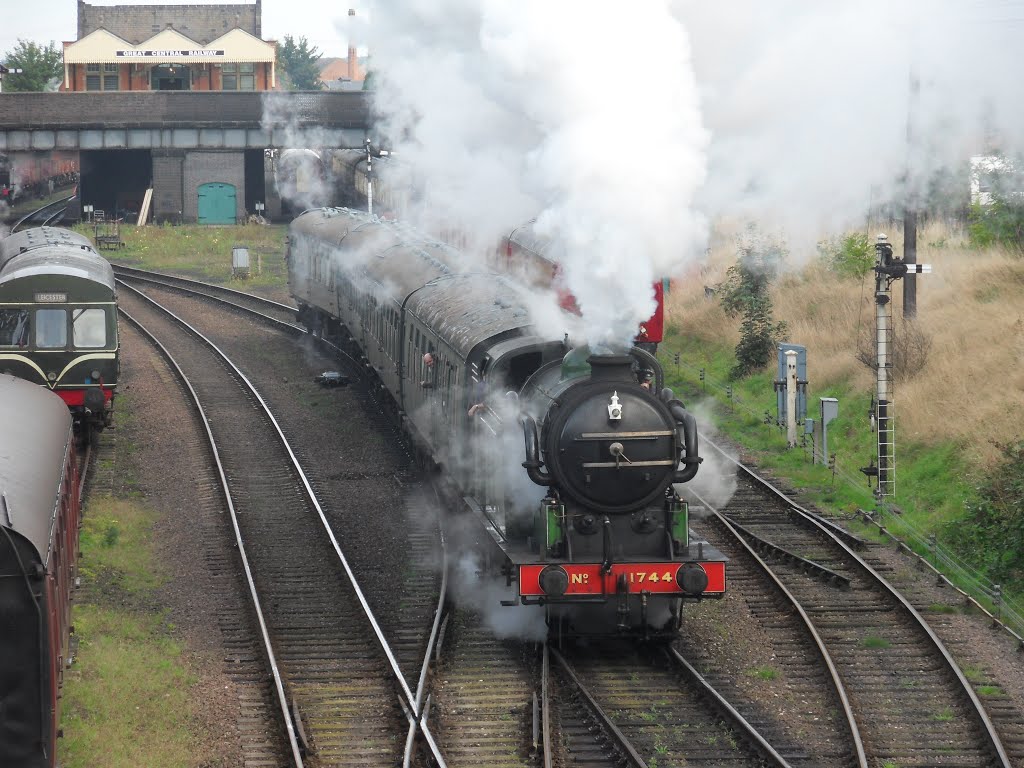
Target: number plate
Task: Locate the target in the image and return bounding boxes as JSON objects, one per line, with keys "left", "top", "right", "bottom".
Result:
{"left": 519, "top": 561, "right": 726, "bottom": 597}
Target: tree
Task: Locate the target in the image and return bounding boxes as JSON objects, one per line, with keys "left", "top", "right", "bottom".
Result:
{"left": 277, "top": 35, "right": 323, "bottom": 91}
{"left": 2, "top": 39, "right": 62, "bottom": 92}
{"left": 717, "top": 229, "right": 788, "bottom": 379}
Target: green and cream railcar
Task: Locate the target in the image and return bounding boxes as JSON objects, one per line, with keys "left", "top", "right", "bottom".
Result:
{"left": 0, "top": 227, "right": 118, "bottom": 435}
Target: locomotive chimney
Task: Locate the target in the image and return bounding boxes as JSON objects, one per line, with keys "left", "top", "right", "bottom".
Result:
{"left": 348, "top": 9, "right": 357, "bottom": 81}
{"left": 587, "top": 354, "right": 635, "bottom": 383}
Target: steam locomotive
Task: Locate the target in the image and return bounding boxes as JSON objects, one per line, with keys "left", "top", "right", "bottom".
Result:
{"left": 0, "top": 375, "right": 82, "bottom": 768}
{"left": 288, "top": 207, "right": 725, "bottom": 637}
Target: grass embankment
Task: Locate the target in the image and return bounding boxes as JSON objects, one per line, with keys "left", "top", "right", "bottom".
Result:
{"left": 59, "top": 405, "right": 204, "bottom": 767}
{"left": 661, "top": 219, "right": 1024, "bottom": 601}
{"left": 74, "top": 221, "right": 288, "bottom": 292}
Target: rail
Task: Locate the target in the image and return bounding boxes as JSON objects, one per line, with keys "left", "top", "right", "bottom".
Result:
{"left": 118, "top": 275, "right": 447, "bottom": 765}
{"left": 701, "top": 436, "right": 1012, "bottom": 768}
{"left": 667, "top": 352, "right": 1024, "bottom": 646}
{"left": 118, "top": 305, "right": 306, "bottom": 766}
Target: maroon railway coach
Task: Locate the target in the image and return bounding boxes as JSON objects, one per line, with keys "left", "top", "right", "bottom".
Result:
{"left": 0, "top": 374, "right": 81, "bottom": 768}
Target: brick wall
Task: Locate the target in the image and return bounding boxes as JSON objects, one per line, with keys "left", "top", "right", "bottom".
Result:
{"left": 152, "top": 150, "right": 184, "bottom": 223}
{"left": 0, "top": 92, "right": 368, "bottom": 129}
{"left": 78, "top": 0, "right": 260, "bottom": 45}
{"left": 183, "top": 150, "right": 244, "bottom": 223}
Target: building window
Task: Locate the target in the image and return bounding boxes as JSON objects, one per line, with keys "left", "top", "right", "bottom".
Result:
{"left": 103, "top": 63, "right": 119, "bottom": 90}
{"left": 85, "top": 63, "right": 117, "bottom": 90}
{"left": 222, "top": 62, "right": 256, "bottom": 91}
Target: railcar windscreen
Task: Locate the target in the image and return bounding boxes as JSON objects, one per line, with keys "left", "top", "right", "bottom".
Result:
{"left": 0, "top": 308, "right": 30, "bottom": 347}
{"left": 35, "top": 308, "right": 67, "bottom": 348}
{"left": 72, "top": 308, "right": 106, "bottom": 348}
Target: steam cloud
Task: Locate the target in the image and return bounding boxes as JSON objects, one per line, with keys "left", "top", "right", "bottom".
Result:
{"left": 357, "top": 0, "right": 1022, "bottom": 340}
{"left": 364, "top": 0, "right": 708, "bottom": 347}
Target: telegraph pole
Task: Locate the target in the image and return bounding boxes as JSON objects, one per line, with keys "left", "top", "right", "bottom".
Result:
{"left": 903, "top": 70, "right": 920, "bottom": 318}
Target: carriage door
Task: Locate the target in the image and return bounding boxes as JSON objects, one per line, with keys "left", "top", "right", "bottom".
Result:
{"left": 197, "top": 183, "right": 236, "bottom": 224}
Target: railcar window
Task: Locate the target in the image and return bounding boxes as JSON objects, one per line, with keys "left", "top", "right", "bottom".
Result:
{"left": 73, "top": 308, "right": 107, "bottom": 348}
{"left": 0, "top": 309, "right": 30, "bottom": 347}
{"left": 36, "top": 309, "right": 67, "bottom": 348}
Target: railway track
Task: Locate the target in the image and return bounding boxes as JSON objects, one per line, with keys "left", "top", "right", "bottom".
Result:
{"left": 112, "top": 264, "right": 298, "bottom": 325}
{"left": 11, "top": 194, "right": 73, "bottom": 232}
{"left": 111, "top": 266, "right": 1024, "bottom": 767}
{"left": 548, "top": 641, "right": 791, "bottom": 768}
{"left": 116, "top": 281, "right": 447, "bottom": 766}
{"left": 685, "top": 436, "right": 1018, "bottom": 768}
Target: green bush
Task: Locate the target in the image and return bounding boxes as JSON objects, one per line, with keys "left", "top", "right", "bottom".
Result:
{"left": 818, "top": 232, "right": 875, "bottom": 279}
{"left": 968, "top": 200, "right": 1024, "bottom": 251}
{"left": 717, "top": 230, "right": 788, "bottom": 378}
{"left": 954, "top": 440, "right": 1024, "bottom": 588}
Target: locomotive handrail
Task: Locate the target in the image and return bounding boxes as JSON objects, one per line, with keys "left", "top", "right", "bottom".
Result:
{"left": 668, "top": 401, "right": 701, "bottom": 483}
{"left": 521, "top": 413, "right": 553, "bottom": 486}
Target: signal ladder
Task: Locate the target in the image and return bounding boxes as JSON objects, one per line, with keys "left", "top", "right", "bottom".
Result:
{"left": 868, "top": 235, "right": 930, "bottom": 503}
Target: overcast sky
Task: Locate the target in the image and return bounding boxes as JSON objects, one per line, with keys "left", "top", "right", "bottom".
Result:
{"left": 0, "top": 1, "right": 360, "bottom": 59}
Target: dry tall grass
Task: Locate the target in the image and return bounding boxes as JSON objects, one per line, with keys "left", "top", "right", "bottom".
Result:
{"left": 668, "top": 219, "right": 1024, "bottom": 468}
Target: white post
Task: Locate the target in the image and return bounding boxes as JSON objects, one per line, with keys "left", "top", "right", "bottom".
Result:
{"left": 786, "top": 350, "right": 798, "bottom": 447}
{"left": 365, "top": 138, "right": 373, "bottom": 216}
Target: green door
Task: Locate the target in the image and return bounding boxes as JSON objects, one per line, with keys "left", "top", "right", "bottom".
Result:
{"left": 197, "top": 183, "right": 236, "bottom": 224}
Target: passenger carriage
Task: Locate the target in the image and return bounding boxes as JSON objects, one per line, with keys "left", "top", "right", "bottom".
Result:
{"left": 0, "top": 375, "right": 81, "bottom": 768}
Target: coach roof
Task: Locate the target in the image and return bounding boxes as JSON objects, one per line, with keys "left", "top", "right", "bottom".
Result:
{"left": 0, "top": 375, "right": 74, "bottom": 565}
{"left": 0, "top": 245, "right": 116, "bottom": 295}
{"left": 0, "top": 227, "right": 96, "bottom": 270}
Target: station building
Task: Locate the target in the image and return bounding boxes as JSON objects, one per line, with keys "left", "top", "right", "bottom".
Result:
{"left": 41, "top": 1, "right": 285, "bottom": 223}
{"left": 61, "top": 1, "right": 277, "bottom": 92}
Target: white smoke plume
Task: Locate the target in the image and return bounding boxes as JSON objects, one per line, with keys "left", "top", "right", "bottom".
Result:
{"left": 677, "top": 0, "right": 1024, "bottom": 246}
{"left": 354, "top": 0, "right": 1022, "bottom": 331}
{"left": 364, "top": 0, "right": 708, "bottom": 347}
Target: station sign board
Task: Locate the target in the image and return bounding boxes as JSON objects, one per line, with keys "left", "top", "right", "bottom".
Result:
{"left": 116, "top": 50, "right": 226, "bottom": 58}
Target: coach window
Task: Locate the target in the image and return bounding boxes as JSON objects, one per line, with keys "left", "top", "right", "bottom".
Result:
{"left": 0, "top": 308, "right": 30, "bottom": 347}
{"left": 73, "top": 309, "right": 107, "bottom": 348}
{"left": 36, "top": 308, "right": 67, "bottom": 348}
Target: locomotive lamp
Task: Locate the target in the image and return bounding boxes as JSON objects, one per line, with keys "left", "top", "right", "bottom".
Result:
{"left": 607, "top": 391, "right": 623, "bottom": 420}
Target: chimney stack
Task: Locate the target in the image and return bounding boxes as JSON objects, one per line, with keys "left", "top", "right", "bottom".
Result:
{"left": 348, "top": 8, "right": 357, "bottom": 81}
